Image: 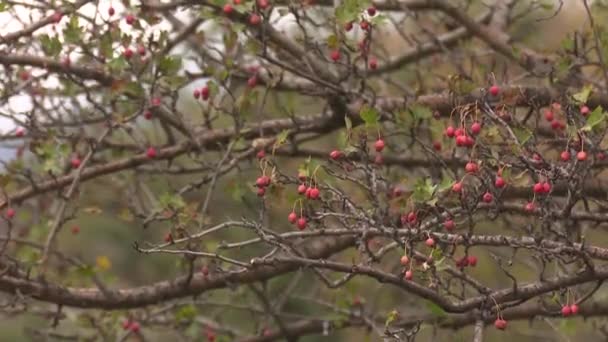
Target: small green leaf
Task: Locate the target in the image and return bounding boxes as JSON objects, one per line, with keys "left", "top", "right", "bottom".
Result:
{"left": 513, "top": 127, "right": 532, "bottom": 145}
{"left": 63, "top": 16, "right": 82, "bottom": 44}
{"left": 385, "top": 309, "right": 399, "bottom": 327}
{"left": 582, "top": 106, "right": 605, "bottom": 131}
{"left": 158, "top": 56, "right": 182, "bottom": 76}
{"left": 572, "top": 85, "right": 593, "bottom": 104}
{"left": 409, "top": 104, "right": 432, "bottom": 121}
{"left": 437, "top": 175, "right": 454, "bottom": 193}
{"left": 359, "top": 105, "right": 379, "bottom": 127}
{"left": 274, "top": 130, "right": 290, "bottom": 148}
{"left": 107, "top": 57, "right": 128, "bottom": 73}
{"left": 40, "top": 34, "right": 62, "bottom": 57}
{"left": 412, "top": 178, "right": 437, "bottom": 203}
{"left": 425, "top": 300, "right": 447, "bottom": 318}
{"left": 159, "top": 193, "right": 186, "bottom": 210}
{"left": 175, "top": 305, "right": 198, "bottom": 323}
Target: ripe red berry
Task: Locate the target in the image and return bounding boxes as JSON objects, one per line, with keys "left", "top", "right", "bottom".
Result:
{"left": 465, "top": 161, "right": 477, "bottom": 173}
{"left": 495, "top": 177, "right": 505, "bottom": 188}
{"left": 542, "top": 182, "right": 551, "bottom": 193}
{"left": 533, "top": 182, "right": 544, "bottom": 194}
{"left": 489, "top": 85, "right": 500, "bottom": 96}
{"left": 309, "top": 187, "right": 320, "bottom": 199}
{"left": 369, "top": 57, "right": 377, "bottom": 70}
{"left": 288, "top": 212, "right": 297, "bottom": 223}
{"left": 467, "top": 255, "right": 477, "bottom": 267}
{"left": 151, "top": 97, "right": 161, "bottom": 107}
{"left": 305, "top": 187, "right": 312, "bottom": 199}
{"left": 400, "top": 255, "right": 409, "bottom": 266}
{"left": 452, "top": 182, "right": 462, "bottom": 193}
{"left": 454, "top": 128, "right": 464, "bottom": 137}
{"left": 561, "top": 305, "right": 572, "bottom": 317}
{"left": 19, "top": 70, "right": 30, "bottom": 81}
{"left": 297, "top": 217, "right": 307, "bottom": 230}
{"left": 5, "top": 208, "right": 15, "bottom": 219}
{"left": 256, "top": 149, "right": 265, "bottom": 159}
{"left": 146, "top": 147, "right": 157, "bottom": 159}
{"left": 15, "top": 127, "right": 25, "bottom": 137}
{"left": 201, "top": 86, "right": 210, "bottom": 100}
{"left": 560, "top": 151, "right": 571, "bottom": 161}
{"left": 51, "top": 11, "right": 63, "bottom": 24}
{"left": 374, "top": 139, "right": 385, "bottom": 152}
{"left": 494, "top": 318, "right": 507, "bottom": 330}
{"left": 256, "top": 176, "right": 270, "bottom": 188}
{"left": 432, "top": 141, "right": 441, "bottom": 151}
{"left": 193, "top": 89, "right": 201, "bottom": 99}
{"left": 247, "top": 76, "right": 258, "bottom": 88}
{"left": 297, "top": 184, "right": 307, "bottom": 194}
{"left": 71, "top": 156, "right": 81, "bottom": 169}
{"left": 108, "top": 7, "right": 115, "bottom": 16}
{"left": 137, "top": 45, "right": 146, "bottom": 56}
{"left": 344, "top": 21, "right": 353, "bottom": 31}
{"left": 223, "top": 4, "right": 234, "bottom": 14}
{"left": 71, "top": 225, "right": 80, "bottom": 235}
{"left": 329, "top": 150, "right": 343, "bottom": 160}
{"left": 577, "top": 151, "right": 587, "bottom": 161}
{"left": 406, "top": 211, "right": 417, "bottom": 224}
{"left": 443, "top": 219, "right": 455, "bottom": 231}
{"left": 425, "top": 237, "right": 435, "bottom": 248}
{"left": 249, "top": 13, "right": 261, "bottom": 25}
{"left": 524, "top": 201, "right": 536, "bottom": 212}
{"left": 367, "top": 6, "right": 376, "bottom": 16}
{"left": 125, "top": 14, "right": 136, "bottom": 25}
{"left": 570, "top": 304, "right": 579, "bottom": 315}
{"left": 551, "top": 120, "right": 562, "bottom": 130}
{"left": 257, "top": 187, "right": 266, "bottom": 197}
{"left": 445, "top": 126, "right": 455, "bottom": 138}
{"left": 482, "top": 192, "right": 493, "bottom": 203}
{"left": 330, "top": 50, "right": 341, "bottom": 62}
{"left": 544, "top": 110, "right": 554, "bottom": 122}
{"left": 404, "top": 270, "right": 413, "bottom": 280}
{"left": 598, "top": 152, "right": 606, "bottom": 160}
{"left": 257, "top": 0, "right": 269, "bottom": 9}
{"left": 455, "top": 135, "right": 467, "bottom": 147}
{"left": 123, "top": 48, "right": 134, "bottom": 59}
{"left": 580, "top": 105, "right": 590, "bottom": 116}
{"left": 470, "top": 122, "right": 481, "bottom": 135}
{"left": 360, "top": 20, "right": 369, "bottom": 30}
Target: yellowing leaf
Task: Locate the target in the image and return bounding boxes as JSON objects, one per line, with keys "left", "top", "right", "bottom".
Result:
{"left": 96, "top": 256, "right": 111, "bottom": 270}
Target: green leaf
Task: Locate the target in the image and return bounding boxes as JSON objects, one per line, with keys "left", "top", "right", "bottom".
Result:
{"left": 437, "top": 175, "right": 454, "bottom": 193}
{"left": 412, "top": 178, "right": 436, "bottom": 203}
{"left": 385, "top": 309, "right": 399, "bottom": 327}
{"left": 99, "top": 31, "right": 114, "bottom": 59}
{"left": 274, "top": 130, "right": 290, "bottom": 148}
{"left": 122, "top": 82, "right": 144, "bottom": 97}
{"left": 0, "top": 1, "right": 7, "bottom": 11}
{"left": 175, "top": 305, "right": 198, "bottom": 323}
{"left": 582, "top": 106, "right": 605, "bottom": 131}
{"left": 572, "top": 85, "right": 593, "bottom": 104}
{"left": 159, "top": 193, "right": 186, "bottom": 210}
{"left": 63, "top": 16, "right": 82, "bottom": 44}
{"left": 359, "top": 105, "right": 379, "bottom": 127}
{"left": 40, "top": 34, "right": 62, "bottom": 57}
{"left": 513, "top": 127, "right": 532, "bottom": 145}
{"left": 425, "top": 300, "right": 447, "bottom": 318}
{"left": 409, "top": 105, "right": 432, "bottom": 121}
{"left": 107, "top": 56, "right": 128, "bottom": 73}
{"left": 158, "top": 56, "right": 182, "bottom": 76}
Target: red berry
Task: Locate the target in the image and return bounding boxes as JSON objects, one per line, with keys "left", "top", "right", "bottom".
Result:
{"left": 256, "top": 176, "right": 270, "bottom": 188}
{"left": 360, "top": 20, "right": 369, "bottom": 30}
{"left": 494, "top": 319, "right": 507, "bottom": 330}
{"left": 560, "top": 151, "right": 570, "bottom": 161}
{"left": 577, "top": 151, "right": 587, "bottom": 161}
{"left": 249, "top": 13, "right": 261, "bottom": 25}
{"left": 298, "top": 172, "right": 307, "bottom": 182}
{"left": 489, "top": 85, "right": 500, "bottom": 96}
{"left": 137, "top": 45, "right": 146, "bottom": 56}
{"left": 123, "top": 48, "right": 134, "bottom": 59}
{"left": 15, "top": 127, "right": 25, "bottom": 137}
{"left": 561, "top": 305, "right": 572, "bottom": 317}
{"left": 542, "top": 182, "right": 551, "bottom": 193}
{"left": 580, "top": 105, "right": 590, "bottom": 116}
{"left": 71, "top": 157, "right": 81, "bottom": 169}
{"left": 305, "top": 187, "right": 312, "bottom": 199}
{"left": 482, "top": 192, "right": 493, "bottom": 203}
{"left": 71, "top": 226, "right": 80, "bottom": 234}
{"left": 452, "top": 182, "right": 462, "bottom": 193}
{"left": 309, "top": 187, "right": 320, "bottom": 199}
{"left": 19, "top": 70, "right": 29, "bottom": 81}
{"left": 445, "top": 126, "right": 455, "bottom": 138}
{"left": 164, "top": 233, "right": 173, "bottom": 243}
{"left": 443, "top": 219, "right": 455, "bottom": 231}
{"left": 454, "top": 128, "right": 464, "bottom": 137}
{"left": 400, "top": 255, "right": 409, "bottom": 266}
{"left": 329, "top": 150, "right": 343, "bottom": 160}
{"left": 143, "top": 111, "right": 153, "bottom": 120}
{"left": 570, "top": 304, "right": 579, "bottom": 315}
{"left": 247, "top": 76, "right": 258, "bottom": 88}
{"left": 369, "top": 57, "right": 377, "bottom": 70}
{"left": 223, "top": 4, "right": 234, "bottom": 14}
{"left": 108, "top": 7, "right": 115, "bottom": 16}
{"left": 470, "top": 122, "right": 481, "bottom": 135}
{"left": 544, "top": 110, "right": 554, "bottom": 122}
{"left": 5, "top": 208, "right": 15, "bottom": 219}
{"left": 465, "top": 161, "right": 477, "bottom": 173}
{"left": 257, "top": 187, "right": 265, "bottom": 197}
{"left": 256, "top": 149, "right": 265, "bottom": 159}
{"left": 151, "top": 97, "right": 161, "bottom": 107}
{"left": 425, "top": 237, "right": 435, "bottom": 248}
{"left": 146, "top": 147, "right": 157, "bottom": 158}
{"left": 201, "top": 86, "right": 210, "bottom": 100}
{"left": 374, "top": 139, "right": 385, "bottom": 152}
{"left": 598, "top": 152, "right": 606, "bottom": 160}
{"left": 297, "top": 184, "right": 307, "bottom": 194}
{"left": 533, "top": 182, "right": 544, "bottom": 194}
{"left": 404, "top": 270, "right": 413, "bottom": 280}
{"left": 406, "top": 211, "right": 417, "bottom": 224}
{"left": 432, "top": 141, "right": 441, "bottom": 151}
{"left": 467, "top": 255, "right": 477, "bottom": 267}
{"left": 367, "top": 6, "right": 376, "bottom": 16}
{"left": 288, "top": 212, "right": 297, "bottom": 223}
{"left": 495, "top": 177, "right": 505, "bottom": 188}
{"left": 122, "top": 320, "right": 131, "bottom": 330}
{"left": 257, "top": 0, "right": 269, "bottom": 9}
{"left": 330, "top": 50, "right": 341, "bottom": 62}
{"left": 130, "top": 321, "right": 141, "bottom": 332}
{"left": 51, "top": 11, "right": 63, "bottom": 24}
{"left": 551, "top": 120, "right": 562, "bottom": 130}
{"left": 296, "top": 217, "right": 307, "bottom": 230}
{"left": 125, "top": 14, "right": 136, "bottom": 25}
{"left": 344, "top": 22, "right": 353, "bottom": 31}
{"left": 455, "top": 135, "right": 467, "bottom": 146}
{"left": 193, "top": 89, "right": 201, "bottom": 99}
{"left": 524, "top": 201, "right": 536, "bottom": 212}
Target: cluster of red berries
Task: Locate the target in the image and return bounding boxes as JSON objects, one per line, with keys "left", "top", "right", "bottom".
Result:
{"left": 561, "top": 303, "right": 580, "bottom": 317}
{"left": 288, "top": 211, "right": 307, "bottom": 230}
{"left": 255, "top": 174, "right": 271, "bottom": 197}
{"left": 494, "top": 318, "right": 507, "bottom": 330}
{"left": 400, "top": 211, "right": 417, "bottom": 226}
{"left": 399, "top": 256, "right": 414, "bottom": 280}
{"left": 444, "top": 123, "right": 479, "bottom": 148}
{"left": 532, "top": 181, "right": 552, "bottom": 195}
{"left": 455, "top": 255, "right": 477, "bottom": 268}
{"left": 193, "top": 85, "right": 211, "bottom": 101}
{"left": 204, "top": 327, "right": 217, "bottom": 341}
{"left": 122, "top": 319, "right": 140, "bottom": 333}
